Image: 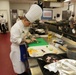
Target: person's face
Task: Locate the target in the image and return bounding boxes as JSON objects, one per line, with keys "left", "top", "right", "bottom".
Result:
{"left": 23, "top": 18, "right": 31, "bottom": 27}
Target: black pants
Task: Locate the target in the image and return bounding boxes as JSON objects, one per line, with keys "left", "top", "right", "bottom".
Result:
{"left": 1, "top": 24, "right": 6, "bottom": 33}
{"left": 17, "top": 61, "right": 32, "bottom": 75}
{"left": 17, "top": 72, "right": 28, "bottom": 75}
{"left": 17, "top": 70, "right": 31, "bottom": 75}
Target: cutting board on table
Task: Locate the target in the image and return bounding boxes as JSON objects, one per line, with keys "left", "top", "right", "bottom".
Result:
{"left": 28, "top": 38, "right": 48, "bottom": 47}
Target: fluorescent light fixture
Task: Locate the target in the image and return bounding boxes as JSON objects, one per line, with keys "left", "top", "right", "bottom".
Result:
{"left": 64, "top": 0, "right": 71, "bottom": 2}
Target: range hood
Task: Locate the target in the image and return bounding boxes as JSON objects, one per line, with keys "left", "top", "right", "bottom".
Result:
{"left": 43, "top": 0, "right": 64, "bottom": 8}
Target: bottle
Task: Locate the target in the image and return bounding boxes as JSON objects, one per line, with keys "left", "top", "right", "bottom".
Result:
{"left": 47, "top": 32, "right": 52, "bottom": 43}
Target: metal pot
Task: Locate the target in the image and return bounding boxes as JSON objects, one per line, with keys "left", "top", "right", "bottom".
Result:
{"left": 67, "top": 48, "right": 76, "bottom": 60}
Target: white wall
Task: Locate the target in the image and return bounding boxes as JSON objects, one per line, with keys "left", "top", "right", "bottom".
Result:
{"left": 62, "top": 2, "right": 68, "bottom": 11}
{"left": 50, "top": 2, "right": 68, "bottom": 21}
{"left": 50, "top": 2, "right": 64, "bottom": 7}
{"left": 10, "top": 3, "right": 32, "bottom": 11}
{"left": 53, "top": 8, "right": 62, "bottom": 21}
{"left": 10, "top": 3, "right": 32, "bottom": 26}
{"left": 52, "top": 2, "right": 75, "bottom": 21}
{"left": 0, "top": 0, "right": 11, "bottom": 31}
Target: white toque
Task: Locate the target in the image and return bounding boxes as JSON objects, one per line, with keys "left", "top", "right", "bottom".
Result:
{"left": 25, "top": 4, "right": 42, "bottom": 23}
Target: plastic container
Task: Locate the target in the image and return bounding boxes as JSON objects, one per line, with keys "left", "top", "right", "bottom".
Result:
{"left": 47, "top": 32, "right": 52, "bottom": 43}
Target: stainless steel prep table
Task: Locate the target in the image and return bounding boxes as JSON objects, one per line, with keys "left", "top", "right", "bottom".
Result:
{"left": 28, "top": 32, "right": 76, "bottom": 75}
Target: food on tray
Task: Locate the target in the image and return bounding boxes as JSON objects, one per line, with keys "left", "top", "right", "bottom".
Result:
{"left": 46, "top": 55, "right": 59, "bottom": 63}
{"left": 46, "top": 56, "right": 52, "bottom": 63}
{"left": 41, "top": 49, "right": 45, "bottom": 53}
{"left": 28, "top": 48, "right": 38, "bottom": 54}
{"left": 54, "top": 50, "right": 58, "bottom": 54}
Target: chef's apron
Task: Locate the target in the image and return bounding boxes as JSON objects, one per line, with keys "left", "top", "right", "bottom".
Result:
{"left": 19, "top": 44, "right": 28, "bottom": 62}
{"left": 19, "top": 44, "right": 31, "bottom": 75}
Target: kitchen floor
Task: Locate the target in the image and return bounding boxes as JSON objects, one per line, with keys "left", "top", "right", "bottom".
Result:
{"left": 0, "top": 32, "right": 16, "bottom": 75}
{"left": 28, "top": 58, "right": 43, "bottom": 75}
{"left": 0, "top": 32, "right": 43, "bottom": 75}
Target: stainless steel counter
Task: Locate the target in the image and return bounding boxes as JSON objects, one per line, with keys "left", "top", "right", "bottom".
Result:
{"left": 28, "top": 31, "right": 76, "bottom": 75}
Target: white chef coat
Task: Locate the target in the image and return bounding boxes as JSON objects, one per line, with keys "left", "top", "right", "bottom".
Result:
{"left": 69, "top": 16, "right": 75, "bottom": 28}
{"left": 10, "top": 20, "right": 30, "bottom": 74}
{"left": 0, "top": 17, "right": 6, "bottom": 25}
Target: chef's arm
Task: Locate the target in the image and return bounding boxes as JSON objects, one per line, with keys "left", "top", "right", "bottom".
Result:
{"left": 22, "top": 38, "right": 37, "bottom": 44}
{"left": 27, "top": 32, "right": 37, "bottom": 42}
{"left": 21, "top": 37, "right": 32, "bottom": 44}
{"left": 22, "top": 33, "right": 37, "bottom": 43}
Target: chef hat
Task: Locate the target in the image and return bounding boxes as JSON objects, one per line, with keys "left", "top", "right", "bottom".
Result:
{"left": 25, "top": 4, "right": 42, "bottom": 23}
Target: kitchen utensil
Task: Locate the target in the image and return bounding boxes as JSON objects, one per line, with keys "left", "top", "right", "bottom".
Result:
{"left": 54, "top": 41, "right": 64, "bottom": 46}
{"left": 59, "top": 45, "right": 68, "bottom": 52}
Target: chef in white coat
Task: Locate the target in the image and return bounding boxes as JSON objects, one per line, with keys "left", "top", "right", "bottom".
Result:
{"left": 10, "top": 4, "right": 42, "bottom": 75}
{"left": 69, "top": 14, "right": 76, "bottom": 34}
{"left": 0, "top": 15, "right": 7, "bottom": 33}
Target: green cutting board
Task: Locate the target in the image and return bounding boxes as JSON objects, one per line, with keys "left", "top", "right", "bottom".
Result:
{"left": 28, "top": 38, "right": 48, "bottom": 47}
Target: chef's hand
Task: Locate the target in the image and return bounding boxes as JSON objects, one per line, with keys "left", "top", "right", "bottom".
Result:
{"left": 25, "top": 39, "right": 32, "bottom": 43}
{"left": 31, "top": 37, "right": 37, "bottom": 42}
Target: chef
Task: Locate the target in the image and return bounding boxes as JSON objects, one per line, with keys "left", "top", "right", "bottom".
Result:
{"left": 69, "top": 14, "right": 76, "bottom": 34}
{"left": 0, "top": 15, "right": 7, "bottom": 33}
{"left": 69, "top": 14, "right": 75, "bottom": 29}
{"left": 10, "top": 4, "right": 42, "bottom": 75}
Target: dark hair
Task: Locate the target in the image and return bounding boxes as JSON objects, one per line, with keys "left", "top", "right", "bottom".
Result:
{"left": 57, "top": 14, "right": 60, "bottom": 17}
{"left": 1, "top": 15, "right": 3, "bottom": 18}
{"left": 54, "top": 16, "right": 56, "bottom": 18}
{"left": 72, "top": 14, "right": 74, "bottom": 17}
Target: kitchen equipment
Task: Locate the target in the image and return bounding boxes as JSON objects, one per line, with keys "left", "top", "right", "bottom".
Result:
{"left": 42, "top": 53, "right": 62, "bottom": 64}
{"left": 54, "top": 41, "right": 64, "bottom": 46}
{"left": 35, "top": 28, "right": 45, "bottom": 35}
{"left": 59, "top": 45, "right": 67, "bottom": 52}
{"left": 67, "top": 47, "right": 76, "bottom": 60}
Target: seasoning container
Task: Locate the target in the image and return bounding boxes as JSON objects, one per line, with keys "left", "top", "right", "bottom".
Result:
{"left": 47, "top": 32, "right": 52, "bottom": 43}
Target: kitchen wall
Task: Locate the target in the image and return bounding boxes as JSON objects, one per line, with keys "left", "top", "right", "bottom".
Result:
{"left": 0, "top": 0, "right": 11, "bottom": 31}
{"left": 10, "top": 2, "right": 71, "bottom": 23}
{"left": 10, "top": 3, "right": 31, "bottom": 11}
{"left": 0, "top": 1, "right": 75, "bottom": 31}
{"left": 0, "top": 1, "right": 32, "bottom": 31}
{"left": 10, "top": 3, "right": 32, "bottom": 26}
{"left": 53, "top": 8, "right": 62, "bottom": 21}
